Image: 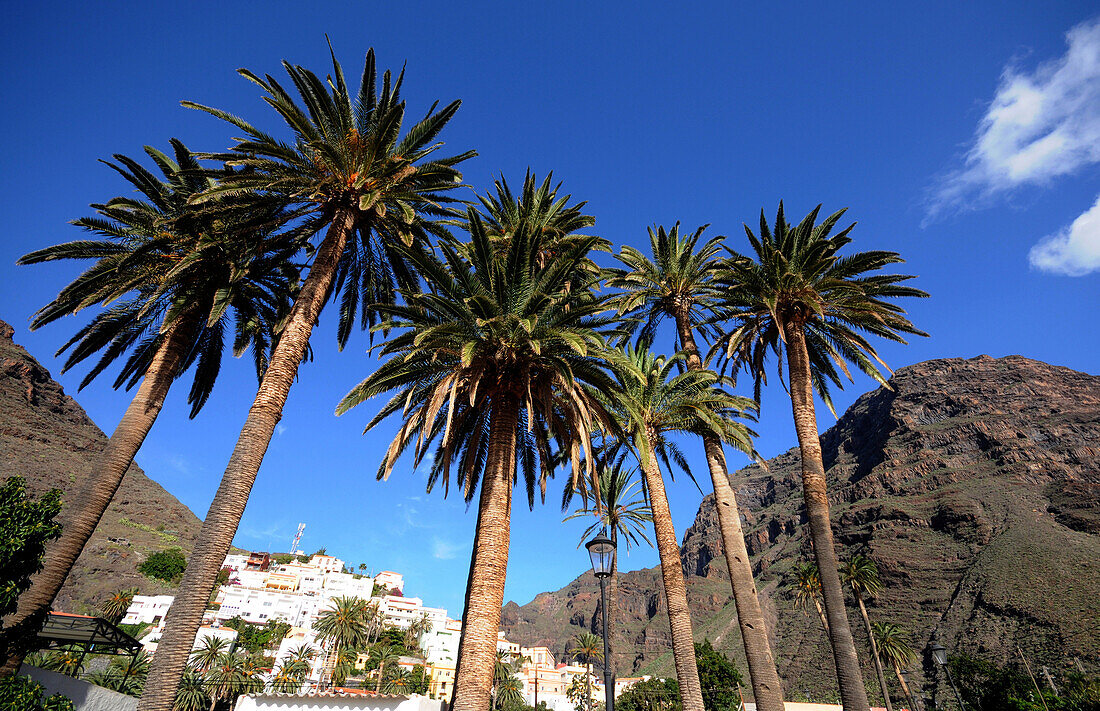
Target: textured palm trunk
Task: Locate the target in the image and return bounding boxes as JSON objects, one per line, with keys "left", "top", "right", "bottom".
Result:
{"left": 0, "top": 312, "right": 201, "bottom": 676}
{"left": 813, "top": 596, "right": 830, "bottom": 635}
{"left": 639, "top": 444, "right": 704, "bottom": 711}
{"left": 675, "top": 313, "right": 786, "bottom": 711}
{"left": 138, "top": 210, "right": 355, "bottom": 711}
{"left": 856, "top": 594, "right": 894, "bottom": 711}
{"left": 892, "top": 660, "right": 916, "bottom": 711}
{"left": 783, "top": 323, "right": 870, "bottom": 711}
{"left": 451, "top": 399, "right": 518, "bottom": 711}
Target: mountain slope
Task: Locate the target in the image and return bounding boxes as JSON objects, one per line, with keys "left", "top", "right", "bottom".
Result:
{"left": 500, "top": 355, "right": 1100, "bottom": 700}
{"left": 0, "top": 318, "right": 202, "bottom": 614}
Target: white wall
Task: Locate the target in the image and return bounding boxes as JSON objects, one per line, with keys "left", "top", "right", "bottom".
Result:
{"left": 235, "top": 692, "right": 440, "bottom": 711}
{"left": 21, "top": 666, "right": 137, "bottom": 711}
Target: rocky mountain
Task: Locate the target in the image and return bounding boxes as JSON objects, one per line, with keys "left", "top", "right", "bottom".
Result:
{"left": 0, "top": 318, "right": 202, "bottom": 614}
{"left": 500, "top": 355, "right": 1100, "bottom": 701}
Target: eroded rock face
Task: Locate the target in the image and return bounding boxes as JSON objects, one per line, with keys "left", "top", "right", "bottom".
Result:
{"left": 500, "top": 355, "right": 1100, "bottom": 699}
{"left": 0, "top": 318, "right": 203, "bottom": 613}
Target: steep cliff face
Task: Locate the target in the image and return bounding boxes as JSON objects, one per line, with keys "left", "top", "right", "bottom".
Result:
{"left": 0, "top": 318, "right": 202, "bottom": 614}
{"left": 500, "top": 355, "right": 1100, "bottom": 698}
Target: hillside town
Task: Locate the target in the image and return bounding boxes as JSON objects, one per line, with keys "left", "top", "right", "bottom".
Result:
{"left": 121, "top": 549, "right": 647, "bottom": 710}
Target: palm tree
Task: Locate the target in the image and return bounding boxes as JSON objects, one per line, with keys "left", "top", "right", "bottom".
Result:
{"left": 3, "top": 142, "right": 298, "bottom": 674}
{"left": 336, "top": 205, "right": 617, "bottom": 711}
{"left": 100, "top": 587, "right": 139, "bottom": 624}
{"left": 140, "top": 48, "right": 472, "bottom": 711}
{"left": 563, "top": 459, "right": 652, "bottom": 680}
{"left": 607, "top": 223, "right": 785, "bottom": 711}
{"left": 369, "top": 644, "right": 402, "bottom": 693}
{"left": 190, "top": 636, "right": 230, "bottom": 674}
{"left": 841, "top": 555, "right": 893, "bottom": 711}
{"left": 204, "top": 652, "right": 246, "bottom": 711}
{"left": 495, "top": 674, "right": 525, "bottom": 710}
{"left": 173, "top": 670, "right": 210, "bottom": 711}
{"left": 790, "top": 561, "right": 829, "bottom": 634}
{"left": 569, "top": 633, "right": 604, "bottom": 711}
{"left": 601, "top": 344, "right": 759, "bottom": 711}
{"left": 283, "top": 643, "right": 316, "bottom": 679}
{"left": 717, "top": 202, "right": 927, "bottom": 711}
{"left": 314, "top": 596, "right": 370, "bottom": 687}
{"left": 873, "top": 622, "right": 919, "bottom": 711}
{"left": 403, "top": 612, "right": 433, "bottom": 654}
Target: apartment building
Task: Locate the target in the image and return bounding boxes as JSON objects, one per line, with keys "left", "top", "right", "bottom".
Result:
{"left": 121, "top": 595, "right": 173, "bottom": 626}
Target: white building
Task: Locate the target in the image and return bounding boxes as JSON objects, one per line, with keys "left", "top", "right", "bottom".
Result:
{"left": 121, "top": 595, "right": 173, "bottom": 626}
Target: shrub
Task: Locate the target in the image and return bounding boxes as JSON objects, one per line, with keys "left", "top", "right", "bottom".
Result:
{"left": 138, "top": 548, "right": 187, "bottom": 582}
{"left": 0, "top": 675, "right": 74, "bottom": 711}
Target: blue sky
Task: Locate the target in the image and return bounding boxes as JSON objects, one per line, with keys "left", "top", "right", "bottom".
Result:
{"left": 2, "top": 2, "right": 1099, "bottom": 617}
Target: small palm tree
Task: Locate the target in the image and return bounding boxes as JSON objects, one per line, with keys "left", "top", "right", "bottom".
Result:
{"left": 563, "top": 460, "right": 652, "bottom": 681}
{"left": 608, "top": 223, "right": 785, "bottom": 710}
{"left": 337, "top": 205, "right": 617, "bottom": 711}
{"left": 600, "top": 344, "right": 759, "bottom": 711}
{"left": 569, "top": 633, "right": 604, "bottom": 711}
{"left": 403, "top": 612, "right": 433, "bottom": 654}
{"left": 383, "top": 667, "right": 414, "bottom": 694}
{"left": 6, "top": 142, "right": 298, "bottom": 673}
{"left": 173, "top": 670, "right": 210, "bottom": 711}
{"left": 369, "top": 644, "right": 402, "bottom": 693}
{"left": 841, "top": 555, "right": 893, "bottom": 711}
{"left": 873, "top": 622, "right": 919, "bottom": 711}
{"left": 141, "top": 47, "right": 472, "bottom": 711}
{"left": 189, "top": 636, "right": 230, "bottom": 674}
{"left": 314, "top": 596, "right": 370, "bottom": 687}
{"left": 717, "top": 203, "right": 927, "bottom": 711}
{"left": 495, "top": 673, "right": 525, "bottom": 710}
{"left": 204, "top": 652, "right": 248, "bottom": 711}
{"left": 283, "top": 643, "right": 316, "bottom": 679}
{"left": 789, "top": 561, "right": 829, "bottom": 634}
{"left": 101, "top": 588, "right": 139, "bottom": 624}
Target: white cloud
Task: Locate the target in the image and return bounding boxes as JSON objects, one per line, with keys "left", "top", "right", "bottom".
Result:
{"left": 275, "top": 424, "right": 287, "bottom": 436}
{"left": 1029, "top": 193, "right": 1100, "bottom": 275}
{"left": 928, "top": 17, "right": 1100, "bottom": 219}
{"left": 431, "top": 536, "right": 462, "bottom": 560}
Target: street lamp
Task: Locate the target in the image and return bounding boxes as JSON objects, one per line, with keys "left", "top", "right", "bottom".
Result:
{"left": 930, "top": 636, "right": 966, "bottom": 710}
{"left": 586, "top": 531, "right": 616, "bottom": 711}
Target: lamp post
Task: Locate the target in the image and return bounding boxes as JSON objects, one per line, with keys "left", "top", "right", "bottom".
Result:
{"left": 586, "top": 530, "right": 616, "bottom": 711}
{"left": 931, "top": 637, "right": 966, "bottom": 710}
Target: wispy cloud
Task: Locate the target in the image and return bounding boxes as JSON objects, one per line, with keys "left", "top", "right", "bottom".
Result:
{"left": 431, "top": 536, "right": 463, "bottom": 560}
{"left": 927, "top": 17, "right": 1100, "bottom": 221}
{"left": 1029, "top": 193, "right": 1100, "bottom": 275}
{"left": 275, "top": 424, "right": 287, "bottom": 437}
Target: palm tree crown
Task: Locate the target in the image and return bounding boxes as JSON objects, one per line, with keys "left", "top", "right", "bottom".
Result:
{"left": 337, "top": 209, "right": 619, "bottom": 504}
{"left": 183, "top": 47, "right": 474, "bottom": 347}
{"left": 563, "top": 460, "right": 652, "bottom": 551}
{"left": 314, "top": 596, "right": 371, "bottom": 653}
{"left": 19, "top": 140, "right": 299, "bottom": 416}
{"left": 717, "top": 202, "right": 928, "bottom": 411}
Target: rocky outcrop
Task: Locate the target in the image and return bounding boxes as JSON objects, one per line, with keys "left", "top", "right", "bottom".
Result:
{"left": 500, "top": 355, "right": 1100, "bottom": 700}
{"left": 0, "top": 318, "right": 202, "bottom": 614}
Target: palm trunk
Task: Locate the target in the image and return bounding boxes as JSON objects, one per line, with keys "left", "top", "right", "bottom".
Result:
{"left": 639, "top": 443, "right": 704, "bottom": 711}
{"left": 675, "top": 313, "right": 785, "bottom": 711}
{"left": 782, "top": 322, "right": 870, "bottom": 711}
{"left": 892, "top": 660, "right": 916, "bottom": 711}
{"left": 451, "top": 399, "right": 518, "bottom": 711}
{"left": 856, "top": 594, "right": 893, "bottom": 711}
{"left": 377, "top": 660, "right": 386, "bottom": 693}
{"left": 586, "top": 661, "right": 592, "bottom": 711}
{"left": 813, "top": 596, "right": 829, "bottom": 635}
{"left": 1, "top": 312, "right": 201, "bottom": 675}
{"left": 138, "top": 210, "right": 355, "bottom": 711}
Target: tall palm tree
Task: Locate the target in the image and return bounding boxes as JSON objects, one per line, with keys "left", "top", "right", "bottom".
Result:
{"left": 789, "top": 561, "right": 829, "bottom": 634}
{"left": 601, "top": 344, "right": 759, "bottom": 711}
{"left": 563, "top": 460, "right": 652, "bottom": 679}
{"left": 607, "top": 223, "right": 785, "bottom": 711}
{"left": 872, "top": 622, "right": 919, "bottom": 711}
{"left": 403, "top": 612, "right": 433, "bottom": 654}
{"left": 140, "top": 48, "right": 472, "bottom": 711}
{"left": 841, "top": 555, "right": 893, "bottom": 711}
{"left": 3, "top": 142, "right": 298, "bottom": 674}
{"left": 314, "top": 596, "right": 370, "bottom": 687}
{"left": 190, "top": 636, "right": 230, "bottom": 674}
{"left": 336, "top": 207, "right": 617, "bottom": 711}
{"left": 569, "top": 633, "right": 604, "bottom": 711}
{"left": 717, "top": 202, "right": 927, "bottom": 711}
{"left": 101, "top": 587, "right": 139, "bottom": 624}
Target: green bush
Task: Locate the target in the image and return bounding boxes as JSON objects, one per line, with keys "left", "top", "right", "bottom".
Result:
{"left": 0, "top": 675, "right": 74, "bottom": 711}
{"left": 138, "top": 548, "right": 187, "bottom": 582}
